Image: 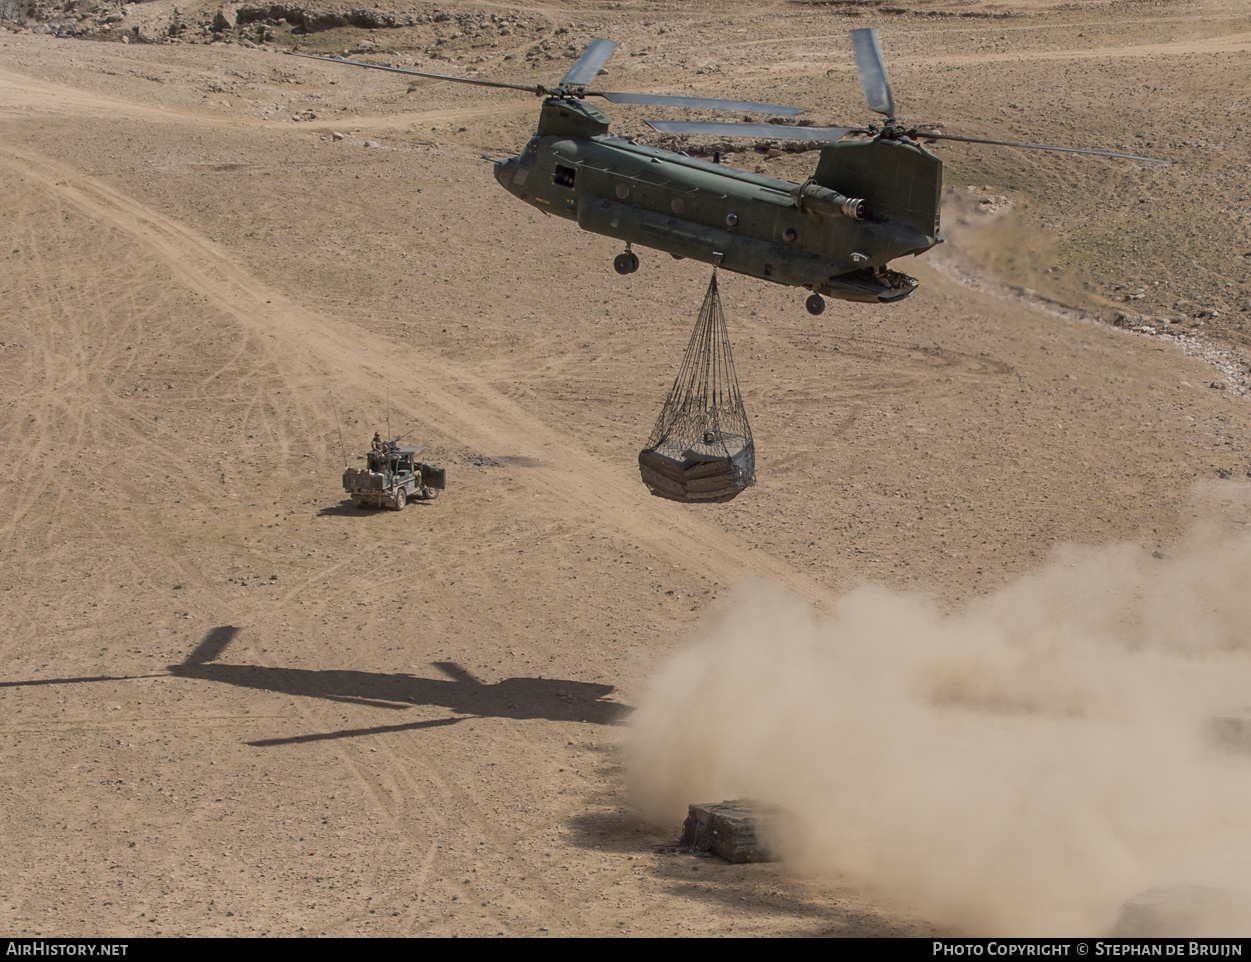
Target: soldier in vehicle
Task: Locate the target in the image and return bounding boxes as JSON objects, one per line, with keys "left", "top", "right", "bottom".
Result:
{"left": 368, "top": 432, "right": 387, "bottom": 471}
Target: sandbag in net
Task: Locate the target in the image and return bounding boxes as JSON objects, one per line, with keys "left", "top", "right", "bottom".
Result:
{"left": 639, "top": 273, "right": 755, "bottom": 503}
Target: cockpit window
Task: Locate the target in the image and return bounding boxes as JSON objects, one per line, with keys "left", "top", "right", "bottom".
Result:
{"left": 510, "top": 140, "right": 540, "bottom": 187}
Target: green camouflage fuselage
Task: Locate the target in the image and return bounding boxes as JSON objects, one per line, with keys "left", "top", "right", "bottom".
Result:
{"left": 494, "top": 98, "right": 944, "bottom": 303}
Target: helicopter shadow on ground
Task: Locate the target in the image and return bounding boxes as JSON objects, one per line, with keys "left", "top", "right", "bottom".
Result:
{"left": 166, "top": 626, "right": 629, "bottom": 746}
{"left": 1, "top": 630, "right": 630, "bottom": 746}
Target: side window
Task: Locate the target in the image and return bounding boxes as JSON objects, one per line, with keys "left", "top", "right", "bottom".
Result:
{"left": 553, "top": 164, "right": 577, "bottom": 188}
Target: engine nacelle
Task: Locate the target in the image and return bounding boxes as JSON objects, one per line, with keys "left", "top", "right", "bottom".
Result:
{"left": 792, "top": 180, "right": 865, "bottom": 220}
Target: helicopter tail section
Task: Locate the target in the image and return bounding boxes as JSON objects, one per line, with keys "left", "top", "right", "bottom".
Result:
{"left": 814, "top": 138, "right": 942, "bottom": 255}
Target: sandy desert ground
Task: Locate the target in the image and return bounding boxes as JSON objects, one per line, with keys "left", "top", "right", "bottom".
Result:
{"left": 3, "top": 0, "right": 1251, "bottom": 937}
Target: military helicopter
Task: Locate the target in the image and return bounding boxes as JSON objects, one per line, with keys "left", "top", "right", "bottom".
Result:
{"left": 291, "top": 30, "right": 1165, "bottom": 316}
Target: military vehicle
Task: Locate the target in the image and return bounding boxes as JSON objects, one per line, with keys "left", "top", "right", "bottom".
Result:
{"left": 291, "top": 29, "right": 1164, "bottom": 316}
{"left": 343, "top": 437, "right": 445, "bottom": 510}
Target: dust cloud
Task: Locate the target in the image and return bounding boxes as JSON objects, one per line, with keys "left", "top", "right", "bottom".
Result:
{"left": 627, "top": 512, "right": 1251, "bottom": 935}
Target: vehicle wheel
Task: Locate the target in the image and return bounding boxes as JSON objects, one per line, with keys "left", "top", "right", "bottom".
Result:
{"left": 422, "top": 486, "right": 439, "bottom": 501}
{"left": 613, "top": 252, "right": 634, "bottom": 275}
{"left": 805, "top": 293, "right": 826, "bottom": 316}
{"left": 393, "top": 488, "right": 406, "bottom": 511}
{"left": 627, "top": 251, "right": 639, "bottom": 273}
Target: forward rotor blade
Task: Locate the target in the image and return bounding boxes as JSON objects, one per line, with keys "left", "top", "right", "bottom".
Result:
{"left": 287, "top": 52, "right": 543, "bottom": 94}
{"left": 560, "top": 38, "right": 619, "bottom": 87}
{"left": 850, "top": 28, "right": 896, "bottom": 120}
{"left": 917, "top": 131, "right": 1169, "bottom": 164}
{"left": 646, "top": 120, "right": 862, "bottom": 141}
{"left": 594, "top": 91, "right": 806, "bottom": 116}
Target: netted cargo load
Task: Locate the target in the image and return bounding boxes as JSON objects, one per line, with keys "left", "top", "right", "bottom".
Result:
{"left": 639, "top": 273, "right": 755, "bottom": 503}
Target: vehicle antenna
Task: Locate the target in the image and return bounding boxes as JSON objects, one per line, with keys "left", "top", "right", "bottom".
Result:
{"left": 329, "top": 393, "right": 348, "bottom": 468}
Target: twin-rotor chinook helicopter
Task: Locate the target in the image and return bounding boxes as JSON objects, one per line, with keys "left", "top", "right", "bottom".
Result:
{"left": 292, "top": 30, "right": 1165, "bottom": 316}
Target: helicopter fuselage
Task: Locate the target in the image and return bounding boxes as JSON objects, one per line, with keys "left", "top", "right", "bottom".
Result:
{"left": 290, "top": 33, "right": 1157, "bottom": 314}
{"left": 494, "top": 98, "right": 944, "bottom": 306}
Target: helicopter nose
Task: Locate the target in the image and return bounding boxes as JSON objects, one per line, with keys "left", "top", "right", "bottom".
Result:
{"left": 494, "top": 157, "right": 517, "bottom": 189}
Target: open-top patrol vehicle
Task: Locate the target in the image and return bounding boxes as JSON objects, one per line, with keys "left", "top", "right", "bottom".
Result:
{"left": 343, "top": 436, "right": 445, "bottom": 510}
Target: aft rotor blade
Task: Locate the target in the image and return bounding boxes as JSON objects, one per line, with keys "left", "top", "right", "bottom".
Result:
{"left": 560, "top": 38, "right": 619, "bottom": 87}
{"left": 918, "top": 131, "right": 1169, "bottom": 164}
{"left": 595, "top": 91, "right": 806, "bottom": 116}
{"left": 287, "top": 52, "right": 543, "bottom": 94}
{"left": 646, "top": 120, "right": 862, "bottom": 141}
{"left": 850, "top": 28, "right": 896, "bottom": 120}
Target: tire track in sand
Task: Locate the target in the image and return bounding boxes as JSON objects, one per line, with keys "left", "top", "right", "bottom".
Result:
{"left": 0, "top": 141, "right": 836, "bottom": 935}
{"left": 0, "top": 63, "right": 527, "bottom": 135}
{"left": 0, "top": 142, "right": 837, "bottom": 609}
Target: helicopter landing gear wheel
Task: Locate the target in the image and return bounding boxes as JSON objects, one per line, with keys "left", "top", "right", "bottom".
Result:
{"left": 614, "top": 251, "right": 640, "bottom": 275}
{"left": 805, "top": 293, "right": 826, "bottom": 316}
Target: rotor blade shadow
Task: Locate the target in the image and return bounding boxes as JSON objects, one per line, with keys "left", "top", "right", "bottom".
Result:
{"left": 168, "top": 660, "right": 631, "bottom": 725}
{"left": 432, "top": 660, "right": 483, "bottom": 685}
{"left": 0, "top": 673, "right": 166, "bottom": 688}
{"left": 247, "top": 715, "right": 465, "bottom": 747}
{"left": 184, "top": 625, "right": 241, "bottom": 665}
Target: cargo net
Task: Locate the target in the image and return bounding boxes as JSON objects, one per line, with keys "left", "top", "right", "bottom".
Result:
{"left": 638, "top": 273, "right": 755, "bottom": 503}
